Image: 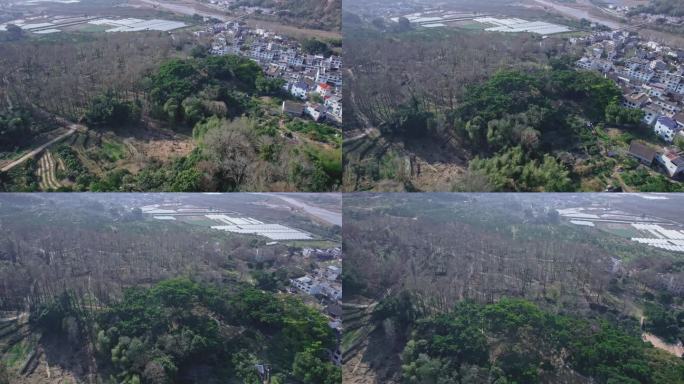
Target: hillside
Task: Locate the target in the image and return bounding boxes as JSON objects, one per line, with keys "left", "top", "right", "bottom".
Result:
{"left": 1, "top": 279, "right": 339, "bottom": 384}
{"left": 0, "top": 39, "right": 342, "bottom": 192}
{"left": 343, "top": 18, "right": 682, "bottom": 193}
{"left": 0, "top": 193, "right": 342, "bottom": 384}
{"left": 342, "top": 193, "right": 684, "bottom": 383}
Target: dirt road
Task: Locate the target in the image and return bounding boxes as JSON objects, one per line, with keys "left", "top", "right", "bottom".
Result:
{"left": 642, "top": 332, "right": 684, "bottom": 357}
{"left": 640, "top": 316, "right": 684, "bottom": 357}
{"left": 1, "top": 125, "right": 79, "bottom": 172}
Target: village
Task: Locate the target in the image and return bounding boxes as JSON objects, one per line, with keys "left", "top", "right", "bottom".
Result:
{"left": 609, "top": 4, "right": 684, "bottom": 28}
{"left": 199, "top": 20, "right": 343, "bottom": 125}
{"left": 575, "top": 29, "right": 684, "bottom": 180}
{"left": 289, "top": 247, "right": 343, "bottom": 366}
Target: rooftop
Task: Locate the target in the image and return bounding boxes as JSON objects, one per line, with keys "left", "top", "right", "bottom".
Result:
{"left": 629, "top": 141, "right": 657, "bottom": 162}
{"left": 665, "top": 152, "right": 684, "bottom": 166}
{"left": 657, "top": 116, "right": 678, "bottom": 129}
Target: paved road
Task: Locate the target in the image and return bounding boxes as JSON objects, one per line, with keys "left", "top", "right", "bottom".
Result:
{"left": 533, "top": 0, "right": 624, "bottom": 29}
{"left": 138, "top": 0, "right": 249, "bottom": 22}
{"left": 1, "top": 125, "right": 78, "bottom": 172}
{"left": 266, "top": 194, "right": 342, "bottom": 226}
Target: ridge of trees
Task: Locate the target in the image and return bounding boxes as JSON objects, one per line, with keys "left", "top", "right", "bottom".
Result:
{"left": 29, "top": 278, "right": 341, "bottom": 384}
{"left": 0, "top": 107, "right": 54, "bottom": 152}
{"left": 381, "top": 66, "right": 642, "bottom": 191}
{"left": 374, "top": 296, "right": 684, "bottom": 384}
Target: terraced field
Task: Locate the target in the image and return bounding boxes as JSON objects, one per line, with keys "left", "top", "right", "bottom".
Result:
{"left": 342, "top": 299, "right": 396, "bottom": 384}
{"left": 0, "top": 313, "right": 40, "bottom": 382}
{"left": 36, "top": 151, "right": 63, "bottom": 191}
{"left": 0, "top": 311, "right": 93, "bottom": 384}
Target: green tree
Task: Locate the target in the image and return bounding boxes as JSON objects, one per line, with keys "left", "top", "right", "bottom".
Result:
{"left": 301, "top": 38, "right": 332, "bottom": 55}
{"left": 644, "top": 304, "right": 680, "bottom": 342}
{"left": 163, "top": 98, "right": 182, "bottom": 122}
{"left": 252, "top": 270, "right": 279, "bottom": 292}
{"left": 182, "top": 97, "right": 205, "bottom": 125}
{"left": 397, "top": 17, "right": 412, "bottom": 32}
{"left": 5, "top": 24, "right": 23, "bottom": 41}
{"left": 605, "top": 102, "right": 644, "bottom": 126}
{"left": 85, "top": 91, "right": 141, "bottom": 127}
{"left": 292, "top": 343, "right": 341, "bottom": 384}
{"left": 232, "top": 351, "right": 261, "bottom": 384}
{"left": 256, "top": 76, "right": 286, "bottom": 96}
{"left": 190, "top": 45, "right": 208, "bottom": 58}
{"left": 170, "top": 168, "right": 201, "bottom": 192}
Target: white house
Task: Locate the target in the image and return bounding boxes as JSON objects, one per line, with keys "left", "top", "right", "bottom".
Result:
{"left": 319, "top": 282, "right": 342, "bottom": 300}
{"left": 290, "top": 81, "right": 310, "bottom": 99}
{"left": 656, "top": 151, "right": 684, "bottom": 177}
{"left": 326, "top": 55, "right": 342, "bottom": 70}
{"left": 316, "top": 82, "right": 333, "bottom": 97}
{"left": 650, "top": 60, "right": 667, "bottom": 71}
{"left": 291, "top": 276, "right": 320, "bottom": 295}
{"left": 655, "top": 116, "right": 681, "bottom": 142}
{"left": 576, "top": 57, "right": 593, "bottom": 70}
{"left": 286, "top": 55, "right": 304, "bottom": 67}
{"left": 623, "top": 93, "right": 649, "bottom": 109}
{"left": 325, "top": 96, "right": 342, "bottom": 122}
{"left": 305, "top": 103, "right": 324, "bottom": 122}
{"left": 652, "top": 98, "right": 681, "bottom": 114}
{"left": 643, "top": 107, "right": 659, "bottom": 126}
{"left": 326, "top": 266, "right": 341, "bottom": 281}
{"left": 643, "top": 84, "right": 666, "bottom": 98}
{"left": 315, "top": 68, "right": 342, "bottom": 87}
{"left": 250, "top": 49, "right": 275, "bottom": 62}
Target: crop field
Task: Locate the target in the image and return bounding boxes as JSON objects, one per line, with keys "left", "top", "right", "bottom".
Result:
{"left": 36, "top": 150, "right": 64, "bottom": 190}
{"left": 140, "top": 205, "right": 322, "bottom": 241}
{"left": 89, "top": 18, "right": 187, "bottom": 32}
{"left": 559, "top": 206, "right": 684, "bottom": 252}
{"left": 474, "top": 16, "right": 571, "bottom": 34}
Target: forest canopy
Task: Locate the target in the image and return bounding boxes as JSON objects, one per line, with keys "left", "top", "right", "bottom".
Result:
{"left": 382, "top": 67, "right": 627, "bottom": 191}
{"left": 30, "top": 278, "right": 341, "bottom": 384}
{"left": 392, "top": 298, "right": 683, "bottom": 384}
{"left": 1, "top": 52, "right": 341, "bottom": 193}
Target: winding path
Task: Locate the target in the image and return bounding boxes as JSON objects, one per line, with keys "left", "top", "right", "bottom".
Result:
{"left": 1, "top": 125, "right": 79, "bottom": 173}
